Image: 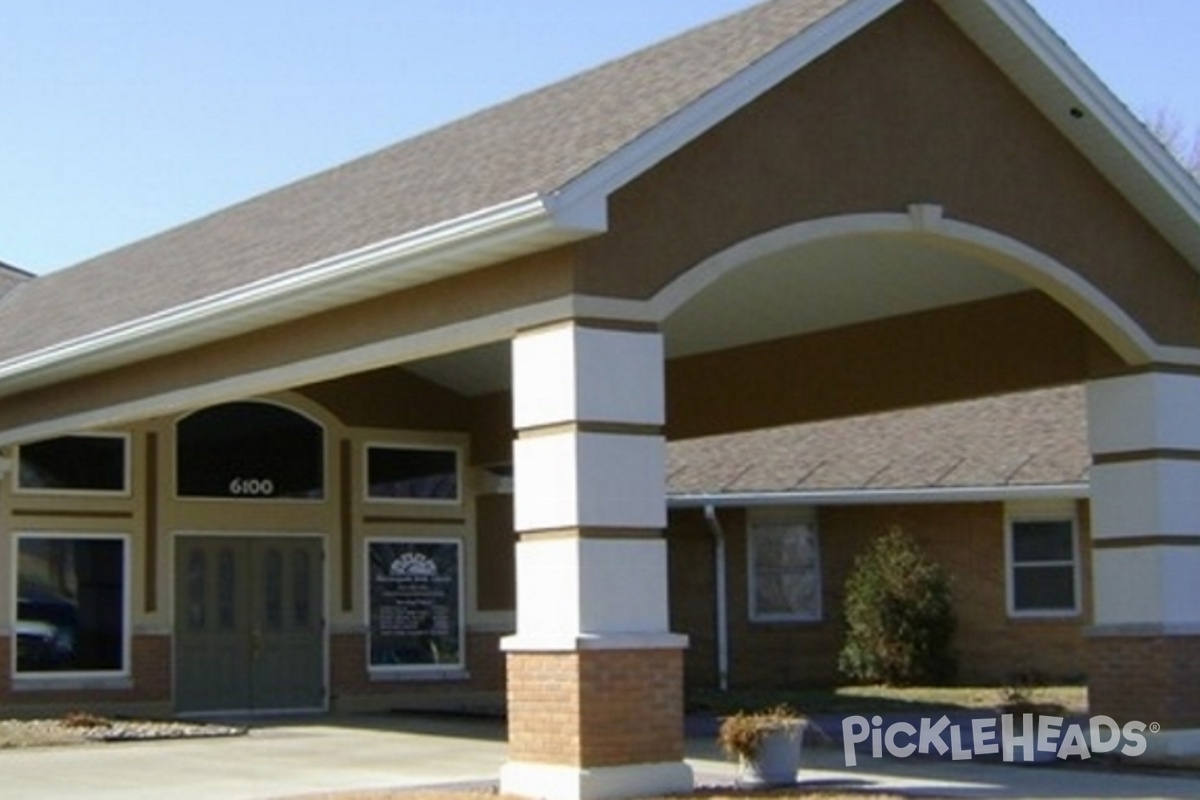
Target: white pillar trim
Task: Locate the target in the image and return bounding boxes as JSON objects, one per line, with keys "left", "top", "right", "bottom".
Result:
{"left": 514, "top": 431, "right": 667, "bottom": 531}
{"left": 1087, "top": 371, "right": 1200, "bottom": 629}
{"left": 500, "top": 632, "right": 689, "bottom": 652}
{"left": 512, "top": 537, "right": 673, "bottom": 639}
{"left": 1092, "top": 545, "right": 1200, "bottom": 627}
{"left": 509, "top": 319, "right": 674, "bottom": 641}
{"left": 513, "top": 322, "right": 665, "bottom": 430}
{"left": 501, "top": 760, "right": 694, "bottom": 800}
{"left": 1087, "top": 372, "right": 1200, "bottom": 455}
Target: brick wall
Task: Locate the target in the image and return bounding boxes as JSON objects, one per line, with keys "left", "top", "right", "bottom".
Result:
{"left": 329, "top": 630, "right": 505, "bottom": 708}
{"left": 0, "top": 635, "right": 171, "bottom": 714}
{"left": 507, "top": 648, "right": 684, "bottom": 767}
{"left": 669, "top": 501, "right": 1092, "bottom": 688}
{"left": 1089, "top": 635, "right": 1200, "bottom": 728}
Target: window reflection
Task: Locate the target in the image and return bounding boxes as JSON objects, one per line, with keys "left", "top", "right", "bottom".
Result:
{"left": 16, "top": 537, "right": 126, "bottom": 673}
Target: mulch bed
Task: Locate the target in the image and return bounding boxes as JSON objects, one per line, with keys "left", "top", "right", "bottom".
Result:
{"left": 0, "top": 713, "right": 245, "bottom": 748}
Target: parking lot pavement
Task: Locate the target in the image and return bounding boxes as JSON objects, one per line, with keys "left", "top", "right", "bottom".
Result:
{"left": 3, "top": 713, "right": 1200, "bottom": 800}
{"left": 0, "top": 714, "right": 508, "bottom": 800}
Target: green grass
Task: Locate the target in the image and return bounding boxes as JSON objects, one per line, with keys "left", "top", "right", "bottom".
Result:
{"left": 687, "top": 684, "right": 1088, "bottom": 717}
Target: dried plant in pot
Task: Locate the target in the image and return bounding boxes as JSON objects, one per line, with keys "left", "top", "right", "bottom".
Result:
{"left": 718, "top": 704, "right": 807, "bottom": 786}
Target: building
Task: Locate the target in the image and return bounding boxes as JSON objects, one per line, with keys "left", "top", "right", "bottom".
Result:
{"left": 667, "top": 384, "right": 1091, "bottom": 690}
{"left": 2, "top": 1, "right": 1200, "bottom": 798}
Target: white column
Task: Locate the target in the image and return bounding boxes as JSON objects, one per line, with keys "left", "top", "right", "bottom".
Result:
{"left": 1087, "top": 372, "right": 1200, "bottom": 629}
{"left": 1086, "top": 370, "right": 1200, "bottom": 755}
{"left": 501, "top": 320, "right": 691, "bottom": 800}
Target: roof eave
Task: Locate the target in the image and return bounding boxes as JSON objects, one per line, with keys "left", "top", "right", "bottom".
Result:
{"left": 941, "top": 0, "right": 1200, "bottom": 270}
{"left": 551, "top": 0, "right": 1200, "bottom": 273}
{"left": 668, "top": 482, "right": 1089, "bottom": 508}
{"left": 0, "top": 193, "right": 606, "bottom": 398}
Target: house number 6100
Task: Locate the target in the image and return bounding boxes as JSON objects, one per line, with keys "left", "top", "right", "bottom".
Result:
{"left": 229, "top": 478, "right": 275, "bottom": 496}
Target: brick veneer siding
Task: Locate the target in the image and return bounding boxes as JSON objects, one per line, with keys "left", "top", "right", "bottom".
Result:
{"left": 1089, "top": 635, "right": 1200, "bottom": 728}
{"left": 669, "top": 501, "right": 1092, "bottom": 688}
{"left": 329, "top": 630, "right": 505, "bottom": 704}
{"left": 507, "top": 648, "right": 685, "bottom": 767}
{"left": 0, "top": 635, "right": 171, "bottom": 712}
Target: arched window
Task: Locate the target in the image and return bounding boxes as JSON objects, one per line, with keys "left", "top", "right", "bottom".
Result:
{"left": 176, "top": 401, "right": 324, "bottom": 500}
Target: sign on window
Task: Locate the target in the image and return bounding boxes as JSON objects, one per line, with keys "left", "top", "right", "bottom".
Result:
{"left": 367, "top": 539, "right": 464, "bottom": 669}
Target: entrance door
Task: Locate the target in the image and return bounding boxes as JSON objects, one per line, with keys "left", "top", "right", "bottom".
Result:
{"left": 175, "top": 536, "right": 324, "bottom": 714}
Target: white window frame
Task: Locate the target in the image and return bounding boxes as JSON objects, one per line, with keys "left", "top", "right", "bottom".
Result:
{"left": 747, "top": 518, "right": 822, "bottom": 623}
{"left": 13, "top": 432, "right": 131, "bottom": 497}
{"left": 363, "top": 442, "right": 463, "bottom": 506}
{"left": 1005, "top": 513, "right": 1081, "bottom": 619}
{"left": 12, "top": 532, "right": 132, "bottom": 680}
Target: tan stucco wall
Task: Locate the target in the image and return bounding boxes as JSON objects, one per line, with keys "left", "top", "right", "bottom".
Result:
{"left": 0, "top": 246, "right": 575, "bottom": 436}
{"left": 666, "top": 291, "right": 1118, "bottom": 439}
{"left": 576, "top": 0, "right": 1200, "bottom": 348}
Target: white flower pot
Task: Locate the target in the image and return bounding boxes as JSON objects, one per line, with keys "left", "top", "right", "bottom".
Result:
{"left": 738, "top": 722, "right": 804, "bottom": 786}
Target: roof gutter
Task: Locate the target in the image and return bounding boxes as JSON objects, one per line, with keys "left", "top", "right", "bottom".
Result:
{"left": 0, "top": 193, "right": 603, "bottom": 395}
{"left": 669, "top": 483, "right": 1089, "bottom": 509}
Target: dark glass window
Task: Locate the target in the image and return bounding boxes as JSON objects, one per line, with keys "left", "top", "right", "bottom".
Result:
{"left": 176, "top": 402, "right": 324, "bottom": 499}
{"left": 16, "top": 537, "right": 126, "bottom": 674}
{"left": 1010, "top": 519, "right": 1077, "bottom": 615}
{"left": 17, "top": 435, "right": 127, "bottom": 493}
{"left": 1012, "top": 565, "right": 1076, "bottom": 611}
{"left": 366, "top": 446, "right": 458, "bottom": 501}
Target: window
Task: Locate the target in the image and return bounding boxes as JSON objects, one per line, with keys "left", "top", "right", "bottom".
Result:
{"left": 748, "top": 520, "right": 821, "bottom": 622}
{"left": 1007, "top": 518, "right": 1079, "bottom": 617}
{"left": 16, "top": 434, "right": 128, "bottom": 495}
{"left": 365, "top": 445, "right": 460, "bottom": 503}
{"left": 366, "top": 539, "right": 464, "bottom": 670}
{"left": 15, "top": 535, "right": 128, "bottom": 675}
{"left": 176, "top": 401, "right": 324, "bottom": 500}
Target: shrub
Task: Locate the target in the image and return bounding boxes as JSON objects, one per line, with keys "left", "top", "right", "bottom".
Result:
{"left": 717, "top": 704, "right": 805, "bottom": 761}
{"left": 837, "top": 525, "right": 956, "bottom": 686}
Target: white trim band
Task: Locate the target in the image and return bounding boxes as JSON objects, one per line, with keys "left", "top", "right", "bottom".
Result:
{"left": 669, "top": 483, "right": 1088, "bottom": 508}
{"left": 500, "top": 760, "right": 694, "bottom": 800}
{"left": 500, "top": 633, "right": 689, "bottom": 653}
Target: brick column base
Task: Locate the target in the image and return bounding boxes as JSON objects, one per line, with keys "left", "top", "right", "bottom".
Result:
{"left": 502, "top": 646, "right": 693, "bottom": 800}
{"left": 1089, "top": 634, "right": 1200, "bottom": 728}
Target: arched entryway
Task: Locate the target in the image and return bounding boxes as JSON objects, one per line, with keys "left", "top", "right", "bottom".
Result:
{"left": 649, "top": 208, "right": 1200, "bottom": 754}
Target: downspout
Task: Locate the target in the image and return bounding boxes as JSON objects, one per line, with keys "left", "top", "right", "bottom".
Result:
{"left": 703, "top": 504, "right": 730, "bottom": 692}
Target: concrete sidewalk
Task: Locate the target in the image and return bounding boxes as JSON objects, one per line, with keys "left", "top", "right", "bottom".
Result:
{"left": 0, "top": 714, "right": 507, "bottom": 800}
{"left": 0, "top": 713, "right": 1198, "bottom": 799}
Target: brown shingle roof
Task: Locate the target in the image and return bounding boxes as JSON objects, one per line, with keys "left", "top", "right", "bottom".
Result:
{"left": 667, "top": 385, "right": 1089, "bottom": 496}
{"left": 0, "top": 0, "right": 848, "bottom": 363}
{"left": 0, "top": 261, "right": 32, "bottom": 299}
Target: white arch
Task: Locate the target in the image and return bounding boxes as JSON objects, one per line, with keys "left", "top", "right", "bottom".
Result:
{"left": 649, "top": 205, "right": 1178, "bottom": 366}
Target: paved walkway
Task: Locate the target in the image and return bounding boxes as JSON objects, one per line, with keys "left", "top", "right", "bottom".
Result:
{"left": 1, "top": 713, "right": 1198, "bottom": 799}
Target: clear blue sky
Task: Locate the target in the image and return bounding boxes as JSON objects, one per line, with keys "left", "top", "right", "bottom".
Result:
{"left": 3, "top": 1, "right": 1198, "bottom": 274}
